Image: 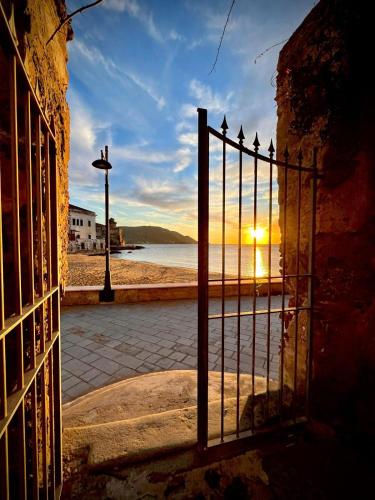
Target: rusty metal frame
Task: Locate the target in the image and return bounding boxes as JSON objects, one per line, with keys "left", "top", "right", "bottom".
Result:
{"left": 0, "top": 3, "right": 62, "bottom": 498}
{"left": 197, "top": 108, "right": 318, "bottom": 451}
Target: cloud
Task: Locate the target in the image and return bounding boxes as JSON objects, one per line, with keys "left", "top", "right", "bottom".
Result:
{"left": 71, "top": 39, "right": 166, "bottom": 110}
{"left": 189, "top": 79, "right": 233, "bottom": 114}
{"left": 125, "top": 71, "right": 166, "bottom": 110}
{"left": 103, "top": 0, "right": 163, "bottom": 42}
{"left": 130, "top": 177, "right": 196, "bottom": 211}
{"left": 68, "top": 90, "right": 106, "bottom": 187}
{"left": 174, "top": 147, "right": 194, "bottom": 173}
{"left": 111, "top": 145, "right": 174, "bottom": 164}
{"left": 187, "top": 38, "right": 203, "bottom": 51}
{"left": 169, "top": 29, "right": 185, "bottom": 42}
{"left": 177, "top": 132, "right": 197, "bottom": 147}
{"left": 110, "top": 142, "right": 193, "bottom": 174}
{"left": 175, "top": 120, "right": 194, "bottom": 133}
{"left": 180, "top": 103, "right": 197, "bottom": 119}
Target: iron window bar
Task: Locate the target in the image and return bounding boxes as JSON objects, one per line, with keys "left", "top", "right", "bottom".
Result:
{"left": 0, "top": 2, "right": 62, "bottom": 497}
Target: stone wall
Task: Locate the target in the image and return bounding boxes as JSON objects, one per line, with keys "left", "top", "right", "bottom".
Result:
{"left": 6, "top": 0, "right": 71, "bottom": 283}
{"left": 276, "top": 0, "right": 374, "bottom": 429}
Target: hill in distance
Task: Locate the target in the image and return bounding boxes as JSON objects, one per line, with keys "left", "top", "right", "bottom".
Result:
{"left": 119, "top": 226, "right": 197, "bottom": 244}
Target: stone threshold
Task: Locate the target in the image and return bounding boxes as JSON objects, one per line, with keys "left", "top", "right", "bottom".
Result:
{"left": 62, "top": 280, "right": 282, "bottom": 306}
{"left": 62, "top": 371, "right": 279, "bottom": 469}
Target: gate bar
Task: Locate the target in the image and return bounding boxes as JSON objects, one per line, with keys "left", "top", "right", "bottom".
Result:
{"left": 279, "top": 147, "right": 289, "bottom": 418}
{"left": 197, "top": 108, "right": 209, "bottom": 451}
{"left": 266, "top": 141, "right": 274, "bottom": 417}
{"left": 251, "top": 135, "right": 260, "bottom": 432}
{"left": 220, "top": 117, "right": 228, "bottom": 442}
{"left": 236, "top": 128, "right": 244, "bottom": 437}
{"left": 306, "top": 149, "right": 318, "bottom": 417}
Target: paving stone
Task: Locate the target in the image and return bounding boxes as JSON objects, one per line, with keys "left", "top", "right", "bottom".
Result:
{"left": 135, "top": 350, "right": 153, "bottom": 361}
{"left": 137, "top": 362, "right": 161, "bottom": 373}
{"left": 182, "top": 355, "right": 196, "bottom": 368}
{"left": 61, "top": 353, "right": 73, "bottom": 364}
{"left": 62, "top": 375, "right": 81, "bottom": 392}
{"left": 169, "top": 351, "right": 186, "bottom": 362}
{"left": 175, "top": 337, "right": 194, "bottom": 347}
{"left": 65, "top": 381, "right": 94, "bottom": 399}
{"left": 112, "top": 366, "right": 138, "bottom": 380}
{"left": 177, "top": 345, "right": 197, "bottom": 357}
{"left": 145, "top": 353, "right": 163, "bottom": 365}
{"left": 157, "top": 347, "right": 173, "bottom": 357}
{"left": 64, "top": 359, "right": 92, "bottom": 377}
{"left": 113, "top": 353, "right": 143, "bottom": 370}
{"left": 92, "top": 357, "right": 121, "bottom": 375}
{"left": 75, "top": 338, "right": 93, "bottom": 348}
{"left": 80, "top": 367, "right": 102, "bottom": 383}
{"left": 158, "top": 339, "right": 175, "bottom": 349}
{"left": 80, "top": 352, "right": 101, "bottom": 365}
{"left": 89, "top": 372, "right": 113, "bottom": 388}
{"left": 155, "top": 358, "right": 175, "bottom": 370}
{"left": 64, "top": 345, "right": 91, "bottom": 359}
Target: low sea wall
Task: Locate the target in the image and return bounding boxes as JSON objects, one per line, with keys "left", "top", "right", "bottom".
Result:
{"left": 62, "top": 280, "right": 282, "bottom": 306}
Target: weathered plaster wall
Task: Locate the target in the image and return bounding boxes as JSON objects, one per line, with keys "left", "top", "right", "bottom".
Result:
{"left": 276, "top": 0, "right": 374, "bottom": 427}
{"left": 9, "top": 0, "right": 71, "bottom": 282}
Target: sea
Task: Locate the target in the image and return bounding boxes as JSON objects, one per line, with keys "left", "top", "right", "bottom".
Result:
{"left": 111, "top": 244, "right": 281, "bottom": 278}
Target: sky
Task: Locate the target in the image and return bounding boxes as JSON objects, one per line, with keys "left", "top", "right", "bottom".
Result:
{"left": 67, "top": 0, "right": 315, "bottom": 242}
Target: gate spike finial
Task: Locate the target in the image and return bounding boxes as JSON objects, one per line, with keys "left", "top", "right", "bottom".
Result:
{"left": 237, "top": 125, "right": 245, "bottom": 143}
{"left": 253, "top": 132, "right": 260, "bottom": 150}
{"left": 221, "top": 115, "right": 228, "bottom": 133}
{"left": 268, "top": 139, "right": 275, "bottom": 155}
{"left": 297, "top": 148, "right": 303, "bottom": 163}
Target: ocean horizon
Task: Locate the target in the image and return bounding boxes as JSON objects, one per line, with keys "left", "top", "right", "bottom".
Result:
{"left": 112, "top": 243, "right": 281, "bottom": 278}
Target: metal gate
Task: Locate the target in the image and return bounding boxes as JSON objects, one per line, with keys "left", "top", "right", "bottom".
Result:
{"left": 0, "top": 4, "right": 62, "bottom": 498}
{"left": 197, "top": 108, "right": 317, "bottom": 451}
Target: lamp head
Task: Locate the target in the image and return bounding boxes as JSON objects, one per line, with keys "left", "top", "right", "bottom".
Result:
{"left": 92, "top": 158, "right": 112, "bottom": 170}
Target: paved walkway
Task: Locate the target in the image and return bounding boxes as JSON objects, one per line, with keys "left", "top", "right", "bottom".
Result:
{"left": 61, "top": 297, "right": 282, "bottom": 403}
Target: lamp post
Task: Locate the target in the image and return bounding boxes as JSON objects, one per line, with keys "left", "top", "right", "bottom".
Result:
{"left": 92, "top": 145, "right": 114, "bottom": 302}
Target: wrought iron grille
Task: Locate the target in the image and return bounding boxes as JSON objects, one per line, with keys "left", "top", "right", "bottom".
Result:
{"left": 197, "top": 108, "right": 318, "bottom": 451}
{"left": 0, "top": 3, "right": 62, "bottom": 498}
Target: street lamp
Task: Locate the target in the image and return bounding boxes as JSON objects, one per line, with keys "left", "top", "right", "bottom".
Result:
{"left": 92, "top": 145, "right": 114, "bottom": 302}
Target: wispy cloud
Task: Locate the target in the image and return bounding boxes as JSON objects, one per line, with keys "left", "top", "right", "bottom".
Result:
{"left": 189, "top": 79, "right": 233, "bottom": 114}
{"left": 110, "top": 143, "right": 193, "bottom": 174}
{"left": 111, "top": 145, "right": 174, "bottom": 164}
{"left": 169, "top": 29, "right": 185, "bottom": 42}
{"left": 71, "top": 39, "right": 166, "bottom": 110}
{"left": 126, "top": 71, "right": 166, "bottom": 109}
{"left": 103, "top": 0, "right": 163, "bottom": 42}
{"left": 130, "top": 176, "right": 196, "bottom": 211}
{"left": 68, "top": 90, "right": 106, "bottom": 187}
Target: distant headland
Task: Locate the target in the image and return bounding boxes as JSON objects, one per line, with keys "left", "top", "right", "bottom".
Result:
{"left": 118, "top": 226, "right": 197, "bottom": 244}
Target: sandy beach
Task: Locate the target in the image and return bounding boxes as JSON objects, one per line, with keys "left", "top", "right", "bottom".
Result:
{"left": 67, "top": 254, "right": 206, "bottom": 286}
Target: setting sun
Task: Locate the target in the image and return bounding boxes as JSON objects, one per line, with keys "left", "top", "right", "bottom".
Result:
{"left": 248, "top": 226, "right": 267, "bottom": 244}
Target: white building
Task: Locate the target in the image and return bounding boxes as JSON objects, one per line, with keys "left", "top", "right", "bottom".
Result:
{"left": 68, "top": 204, "right": 104, "bottom": 252}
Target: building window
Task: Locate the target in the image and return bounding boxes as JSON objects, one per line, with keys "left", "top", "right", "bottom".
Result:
{"left": 72, "top": 218, "right": 76, "bottom": 225}
{"left": 80, "top": 219, "right": 83, "bottom": 226}
{"left": 88, "top": 220, "right": 91, "bottom": 227}
{"left": 88, "top": 234, "right": 91, "bottom": 239}
{"left": 76, "top": 234, "right": 80, "bottom": 239}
